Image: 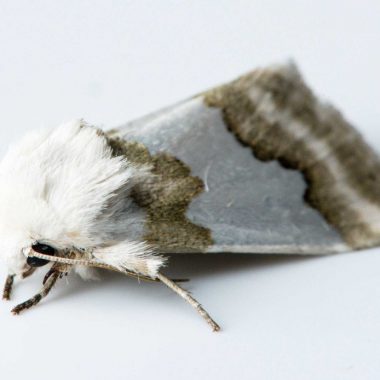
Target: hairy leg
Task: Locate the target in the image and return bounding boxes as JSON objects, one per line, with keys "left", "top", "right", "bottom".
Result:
{"left": 43, "top": 265, "right": 69, "bottom": 285}
{"left": 2, "top": 267, "right": 36, "bottom": 300}
{"left": 11, "top": 263, "right": 72, "bottom": 314}
{"left": 2, "top": 275, "right": 15, "bottom": 300}
{"left": 21, "top": 266, "right": 36, "bottom": 279}
{"left": 11, "top": 270, "right": 60, "bottom": 315}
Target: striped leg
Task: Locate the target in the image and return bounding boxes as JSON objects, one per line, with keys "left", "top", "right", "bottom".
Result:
{"left": 2, "top": 267, "right": 36, "bottom": 300}
{"left": 21, "top": 266, "right": 36, "bottom": 279}
{"left": 2, "top": 275, "right": 15, "bottom": 300}
{"left": 11, "top": 271, "right": 60, "bottom": 315}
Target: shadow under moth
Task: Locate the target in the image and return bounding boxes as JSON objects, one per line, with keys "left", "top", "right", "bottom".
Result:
{"left": 1, "top": 63, "right": 379, "bottom": 331}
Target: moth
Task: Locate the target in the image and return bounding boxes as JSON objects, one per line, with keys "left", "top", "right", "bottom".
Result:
{"left": 1, "top": 63, "right": 379, "bottom": 332}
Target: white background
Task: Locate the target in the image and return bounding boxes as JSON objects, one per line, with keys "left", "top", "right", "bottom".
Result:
{"left": 0, "top": 1, "right": 380, "bottom": 379}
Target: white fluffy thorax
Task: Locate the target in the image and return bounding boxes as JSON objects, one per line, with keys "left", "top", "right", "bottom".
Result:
{"left": 0, "top": 120, "right": 163, "bottom": 277}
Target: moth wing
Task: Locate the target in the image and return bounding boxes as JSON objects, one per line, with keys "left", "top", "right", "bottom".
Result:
{"left": 108, "top": 63, "right": 380, "bottom": 255}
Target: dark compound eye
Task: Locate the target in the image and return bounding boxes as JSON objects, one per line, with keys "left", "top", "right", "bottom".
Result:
{"left": 27, "top": 243, "right": 57, "bottom": 267}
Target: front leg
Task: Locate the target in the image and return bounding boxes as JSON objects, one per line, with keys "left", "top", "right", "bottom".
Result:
{"left": 2, "top": 267, "right": 36, "bottom": 300}
{"left": 21, "top": 266, "right": 36, "bottom": 279}
{"left": 11, "top": 263, "right": 71, "bottom": 314}
{"left": 2, "top": 275, "right": 15, "bottom": 300}
{"left": 11, "top": 270, "right": 60, "bottom": 315}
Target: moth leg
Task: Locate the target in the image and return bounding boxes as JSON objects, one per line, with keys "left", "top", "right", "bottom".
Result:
{"left": 42, "top": 264, "right": 69, "bottom": 285}
{"left": 2, "top": 267, "right": 36, "bottom": 300}
{"left": 11, "top": 270, "right": 60, "bottom": 315}
{"left": 21, "top": 266, "right": 36, "bottom": 279}
{"left": 157, "top": 273, "right": 220, "bottom": 332}
{"left": 2, "top": 274, "right": 15, "bottom": 300}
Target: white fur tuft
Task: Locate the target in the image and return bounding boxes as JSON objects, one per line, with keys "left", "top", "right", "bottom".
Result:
{"left": 92, "top": 242, "right": 165, "bottom": 278}
{"left": 0, "top": 120, "right": 162, "bottom": 277}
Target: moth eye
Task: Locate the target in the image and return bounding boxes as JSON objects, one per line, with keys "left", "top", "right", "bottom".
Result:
{"left": 27, "top": 243, "right": 57, "bottom": 267}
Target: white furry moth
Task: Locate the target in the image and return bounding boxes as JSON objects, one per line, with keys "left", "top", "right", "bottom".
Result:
{"left": 1, "top": 63, "right": 379, "bottom": 331}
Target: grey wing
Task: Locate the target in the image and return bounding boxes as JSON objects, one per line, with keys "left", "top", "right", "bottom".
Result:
{"left": 108, "top": 63, "right": 380, "bottom": 255}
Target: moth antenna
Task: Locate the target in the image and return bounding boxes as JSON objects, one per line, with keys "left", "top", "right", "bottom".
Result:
{"left": 27, "top": 251, "right": 189, "bottom": 283}
{"left": 156, "top": 272, "right": 220, "bottom": 332}
{"left": 27, "top": 251, "right": 157, "bottom": 282}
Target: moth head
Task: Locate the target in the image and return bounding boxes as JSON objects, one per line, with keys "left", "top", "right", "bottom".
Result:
{"left": 0, "top": 120, "right": 162, "bottom": 277}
